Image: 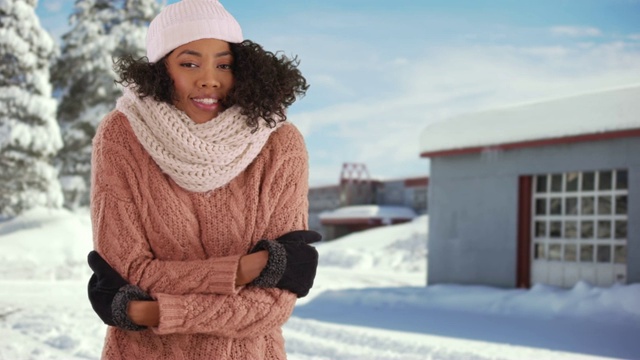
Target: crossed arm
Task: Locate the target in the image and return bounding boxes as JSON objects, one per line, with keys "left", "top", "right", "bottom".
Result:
{"left": 90, "top": 183, "right": 312, "bottom": 334}
{"left": 126, "top": 250, "right": 269, "bottom": 327}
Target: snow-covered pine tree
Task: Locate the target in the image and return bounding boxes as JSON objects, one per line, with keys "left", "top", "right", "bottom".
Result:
{"left": 51, "top": 0, "right": 122, "bottom": 210}
{"left": 52, "top": 0, "right": 160, "bottom": 210}
{"left": 0, "top": 0, "right": 63, "bottom": 218}
{"left": 114, "top": 0, "right": 161, "bottom": 58}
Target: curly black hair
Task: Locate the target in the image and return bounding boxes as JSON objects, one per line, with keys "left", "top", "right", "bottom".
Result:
{"left": 113, "top": 40, "right": 309, "bottom": 130}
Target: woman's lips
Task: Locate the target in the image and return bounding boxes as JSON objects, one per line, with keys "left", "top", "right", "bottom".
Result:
{"left": 191, "top": 97, "right": 219, "bottom": 111}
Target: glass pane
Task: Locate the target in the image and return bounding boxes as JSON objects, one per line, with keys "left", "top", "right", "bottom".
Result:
{"left": 615, "top": 221, "right": 627, "bottom": 239}
{"left": 616, "top": 196, "right": 627, "bottom": 215}
{"left": 614, "top": 245, "right": 626, "bottom": 264}
{"left": 598, "top": 220, "right": 611, "bottom": 239}
{"left": 597, "top": 245, "right": 611, "bottom": 263}
{"left": 566, "top": 172, "right": 579, "bottom": 192}
{"left": 581, "top": 244, "right": 594, "bottom": 262}
{"left": 535, "top": 199, "right": 546, "bottom": 215}
{"left": 581, "top": 221, "right": 594, "bottom": 239}
{"left": 616, "top": 170, "right": 628, "bottom": 190}
{"left": 550, "top": 221, "right": 561, "bottom": 238}
{"left": 565, "top": 244, "right": 577, "bottom": 262}
{"left": 582, "top": 172, "right": 595, "bottom": 191}
{"left": 549, "top": 244, "right": 562, "bottom": 261}
{"left": 565, "top": 197, "right": 578, "bottom": 215}
{"left": 581, "top": 197, "right": 594, "bottom": 215}
{"left": 534, "top": 243, "right": 546, "bottom": 259}
{"left": 598, "top": 171, "right": 612, "bottom": 190}
{"left": 535, "top": 221, "right": 546, "bottom": 238}
{"left": 565, "top": 221, "right": 577, "bottom": 238}
{"left": 535, "top": 175, "right": 547, "bottom": 193}
{"left": 550, "top": 198, "right": 562, "bottom": 215}
{"left": 551, "top": 174, "right": 563, "bottom": 192}
{"left": 597, "top": 196, "right": 612, "bottom": 215}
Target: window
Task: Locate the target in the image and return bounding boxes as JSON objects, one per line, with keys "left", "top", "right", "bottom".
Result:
{"left": 532, "top": 169, "right": 628, "bottom": 265}
{"left": 413, "top": 188, "right": 428, "bottom": 213}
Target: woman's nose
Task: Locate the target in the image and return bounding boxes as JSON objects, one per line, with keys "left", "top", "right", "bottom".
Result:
{"left": 198, "top": 68, "right": 220, "bottom": 88}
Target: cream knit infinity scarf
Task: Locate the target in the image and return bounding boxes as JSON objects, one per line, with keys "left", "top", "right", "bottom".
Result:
{"left": 116, "top": 87, "right": 283, "bottom": 192}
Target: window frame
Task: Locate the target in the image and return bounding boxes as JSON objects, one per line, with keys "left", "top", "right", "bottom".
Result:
{"left": 531, "top": 169, "right": 628, "bottom": 265}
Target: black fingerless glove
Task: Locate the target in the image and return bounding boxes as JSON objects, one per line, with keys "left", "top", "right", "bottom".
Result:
{"left": 250, "top": 230, "right": 321, "bottom": 298}
{"left": 87, "top": 251, "right": 152, "bottom": 331}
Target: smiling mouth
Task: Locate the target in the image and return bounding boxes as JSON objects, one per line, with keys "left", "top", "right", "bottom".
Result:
{"left": 192, "top": 98, "right": 218, "bottom": 105}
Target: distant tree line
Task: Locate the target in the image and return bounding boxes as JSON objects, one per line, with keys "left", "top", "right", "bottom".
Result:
{"left": 0, "top": 0, "right": 160, "bottom": 218}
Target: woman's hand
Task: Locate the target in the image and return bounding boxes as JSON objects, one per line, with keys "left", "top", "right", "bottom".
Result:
{"left": 128, "top": 301, "right": 160, "bottom": 327}
{"left": 87, "top": 251, "right": 152, "bottom": 331}
{"left": 236, "top": 250, "right": 268, "bottom": 286}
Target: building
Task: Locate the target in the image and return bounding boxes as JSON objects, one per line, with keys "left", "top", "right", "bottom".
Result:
{"left": 420, "top": 85, "right": 639, "bottom": 288}
{"left": 308, "top": 163, "right": 428, "bottom": 240}
{"left": 318, "top": 205, "right": 418, "bottom": 240}
{"left": 308, "top": 184, "right": 341, "bottom": 235}
{"left": 376, "top": 176, "right": 429, "bottom": 213}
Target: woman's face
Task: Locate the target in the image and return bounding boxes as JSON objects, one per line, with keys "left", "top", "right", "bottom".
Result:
{"left": 165, "top": 38, "right": 234, "bottom": 123}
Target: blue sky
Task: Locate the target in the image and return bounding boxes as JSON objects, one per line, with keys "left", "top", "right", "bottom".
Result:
{"left": 36, "top": 0, "right": 640, "bottom": 186}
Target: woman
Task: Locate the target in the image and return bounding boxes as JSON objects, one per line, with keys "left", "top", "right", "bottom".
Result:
{"left": 87, "top": 0, "right": 319, "bottom": 358}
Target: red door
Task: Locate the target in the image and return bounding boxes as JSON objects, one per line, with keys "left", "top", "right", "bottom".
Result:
{"left": 517, "top": 176, "right": 532, "bottom": 288}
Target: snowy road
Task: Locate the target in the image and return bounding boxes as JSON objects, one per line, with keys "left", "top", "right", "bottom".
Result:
{"left": 0, "top": 278, "right": 630, "bottom": 360}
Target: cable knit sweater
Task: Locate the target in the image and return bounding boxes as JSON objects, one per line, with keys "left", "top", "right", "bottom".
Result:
{"left": 90, "top": 110, "right": 309, "bottom": 360}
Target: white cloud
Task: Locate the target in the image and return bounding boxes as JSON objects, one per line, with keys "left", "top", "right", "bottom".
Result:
{"left": 309, "top": 74, "right": 357, "bottom": 98}
{"left": 43, "top": 0, "right": 64, "bottom": 13}
{"left": 392, "top": 58, "right": 409, "bottom": 66}
{"left": 550, "top": 26, "right": 603, "bottom": 37}
{"left": 293, "top": 41, "right": 640, "bottom": 184}
{"left": 629, "top": 34, "right": 640, "bottom": 40}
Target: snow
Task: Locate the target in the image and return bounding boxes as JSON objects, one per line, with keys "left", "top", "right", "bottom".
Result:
{"left": 319, "top": 205, "right": 417, "bottom": 222}
{"left": 49, "top": 0, "right": 158, "bottom": 210}
{"left": 0, "top": 0, "right": 63, "bottom": 217}
{"left": 420, "top": 84, "right": 640, "bottom": 155}
{"left": 1, "top": 208, "right": 639, "bottom": 359}
{"left": 314, "top": 216, "right": 426, "bottom": 273}
{"left": 0, "top": 86, "right": 61, "bottom": 155}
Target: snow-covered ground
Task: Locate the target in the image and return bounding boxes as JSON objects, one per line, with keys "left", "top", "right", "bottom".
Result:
{"left": 0, "top": 208, "right": 639, "bottom": 359}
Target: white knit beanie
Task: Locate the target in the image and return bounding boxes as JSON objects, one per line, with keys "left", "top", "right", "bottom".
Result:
{"left": 146, "top": 0, "right": 243, "bottom": 63}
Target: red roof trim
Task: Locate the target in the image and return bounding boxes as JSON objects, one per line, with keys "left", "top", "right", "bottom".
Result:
{"left": 420, "top": 128, "right": 640, "bottom": 158}
{"left": 404, "top": 177, "right": 429, "bottom": 187}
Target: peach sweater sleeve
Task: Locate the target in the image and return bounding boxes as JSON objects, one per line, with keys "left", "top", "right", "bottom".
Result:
{"left": 255, "top": 124, "right": 310, "bottom": 240}
{"left": 91, "top": 192, "right": 241, "bottom": 295}
{"left": 94, "top": 185, "right": 299, "bottom": 338}
{"left": 91, "top": 113, "right": 241, "bottom": 296}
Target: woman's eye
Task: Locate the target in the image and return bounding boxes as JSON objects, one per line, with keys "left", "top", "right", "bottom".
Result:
{"left": 218, "top": 64, "right": 232, "bottom": 70}
{"left": 180, "top": 62, "right": 198, "bottom": 68}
